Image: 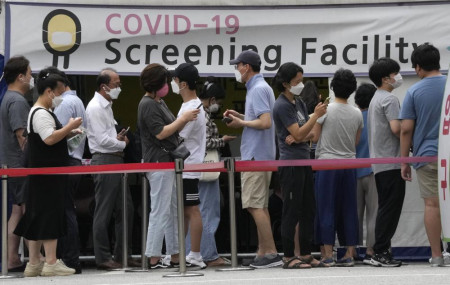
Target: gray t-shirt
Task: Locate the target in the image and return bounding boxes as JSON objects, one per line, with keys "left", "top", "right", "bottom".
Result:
{"left": 0, "top": 90, "right": 30, "bottom": 167}
{"left": 367, "top": 89, "right": 401, "bottom": 174}
{"left": 138, "top": 96, "right": 179, "bottom": 163}
{"left": 315, "top": 102, "right": 363, "bottom": 159}
{"left": 273, "top": 94, "right": 310, "bottom": 160}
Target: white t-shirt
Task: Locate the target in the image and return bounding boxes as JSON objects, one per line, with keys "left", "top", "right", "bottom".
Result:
{"left": 178, "top": 97, "right": 206, "bottom": 179}
{"left": 27, "top": 106, "right": 56, "bottom": 141}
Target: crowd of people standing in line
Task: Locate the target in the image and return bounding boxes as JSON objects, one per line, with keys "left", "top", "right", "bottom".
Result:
{"left": 0, "top": 42, "right": 448, "bottom": 277}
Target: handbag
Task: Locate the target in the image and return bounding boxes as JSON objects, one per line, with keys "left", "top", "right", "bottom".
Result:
{"left": 168, "top": 142, "right": 190, "bottom": 160}
{"left": 200, "top": 149, "right": 220, "bottom": 181}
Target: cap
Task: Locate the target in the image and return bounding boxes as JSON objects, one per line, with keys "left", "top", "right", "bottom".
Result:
{"left": 169, "top": 63, "right": 199, "bottom": 83}
{"left": 229, "top": 50, "right": 261, "bottom": 66}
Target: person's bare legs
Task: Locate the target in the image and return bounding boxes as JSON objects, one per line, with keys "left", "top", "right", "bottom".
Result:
{"left": 247, "top": 208, "right": 277, "bottom": 255}
{"left": 185, "top": 205, "right": 203, "bottom": 253}
{"left": 294, "top": 223, "right": 300, "bottom": 257}
{"left": 323, "top": 244, "right": 333, "bottom": 260}
{"left": 342, "top": 246, "right": 356, "bottom": 259}
{"left": 424, "top": 197, "right": 442, "bottom": 258}
{"left": 28, "top": 240, "right": 43, "bottom": 265}
{"left": 42, "top": 239, "right": 58, "bottom": 265}
{"left": 8, "top": 204, "right": 25, "bottom": 269}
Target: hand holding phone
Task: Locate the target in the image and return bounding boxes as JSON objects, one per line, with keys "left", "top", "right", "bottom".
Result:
{"left": 324, "top": 97, "right": 330, "bottom": 105}
{"left": 222, "top": 117, "right": 233, "bottom": 124}
{"left": 119, "top": 126, "right": 130, "bottom": 136}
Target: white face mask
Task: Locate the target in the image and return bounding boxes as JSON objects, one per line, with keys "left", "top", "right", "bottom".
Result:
{"left": 171, "top": 81, "right": 180, "bottom": 94}
{"left": 106, "top": 86, "right": 121, "bottom": 100}
{"left": 234, "top": 69, "right": 243, "bottom": 83}
{"left": 22, "top": 76, "right": 34, "bottom": 89}
{"left": 209, "top": 103, "right": 220, "bottom": 113}
{"left": 52, "top": 95, "right": 63, "bottom": 108}
{"left": 289, "top": 82, "right": 304, "bottom": 95}
{"left": 389, "top": 73, "right": 403, "bottom": 89}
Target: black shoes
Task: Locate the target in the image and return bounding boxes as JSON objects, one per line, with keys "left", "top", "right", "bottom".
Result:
{"left": 370, "top": 251, "right": 402, "bottom": 267}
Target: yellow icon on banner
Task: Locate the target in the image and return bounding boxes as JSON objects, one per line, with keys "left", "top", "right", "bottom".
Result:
{"left": 42, "top": 9, "right": 81, "bottom": 69}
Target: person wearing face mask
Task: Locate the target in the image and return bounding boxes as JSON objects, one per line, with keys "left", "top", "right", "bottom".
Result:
{"left": 272, "top": 63, "right": 327, "bottom": 269}
{"left": 169, "top": 63, "right": 207, "bottom": 268}
{"left": 185, "top": 76, "right": 236, "bottom": 266}
{"left": 45, "top": 66, "right": 86, "bottom": 274}
{"left": 14, "top": 71, "right": 82, "bottom": 277}
{"left": 85, "top": 68, "right": 135, "bottom": 270}
{"left": 399, "top": 43, "right": 447, "bottom": 267}
{"left": 367, "top": 57, "right": 405, "bottom": 267}
{"left": 0, "top": 56, "right": 33, "bottom": 272}
{"left": 225, "top": 50, "right": 281, "bottom": 269}
{"left": 137, "top": 63, "right": 199, "bottom": 269}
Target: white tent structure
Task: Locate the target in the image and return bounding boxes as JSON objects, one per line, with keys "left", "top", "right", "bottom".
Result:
{"left": 1, "top": 0, "right": 449, "bottom": 259}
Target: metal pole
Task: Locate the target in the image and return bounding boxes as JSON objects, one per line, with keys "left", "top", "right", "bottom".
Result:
{"left": 127, "top": 172, "right": 149, "bottom": 272}
{"left": 121, "top": 173, "right": 130, "bottom": 269}
{"left": 1, "top": 165, "right": 22, "bottom": 279}
{"left": 164, "top": 159, "right": 203, "bottom": 278}
{"left": 217, "top": 158, "right": 253, "bottom": 272}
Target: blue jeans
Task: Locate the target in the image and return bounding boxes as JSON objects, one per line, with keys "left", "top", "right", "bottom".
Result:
{"left": 145, "top": 171, "right": 179, "bottom": 257}
{"left": 186, "top": 179, "right": 221, "bottom": 261}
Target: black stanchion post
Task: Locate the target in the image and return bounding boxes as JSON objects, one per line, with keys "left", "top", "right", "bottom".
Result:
{"left": 127, "top": 171, "right": 149, "bottom": 272}
{"left": 164, "top": 159, "right": 203, "bottom": 278}
{"left": 217, "top": 158, "right": 254, "bottom": 272}
{"left": 1, "top": 165, "right": 22, "bottom": 279}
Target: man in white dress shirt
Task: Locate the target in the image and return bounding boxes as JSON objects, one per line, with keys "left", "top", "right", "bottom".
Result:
{"left": 85, "top": 68, "right": 134, "bottom": 270}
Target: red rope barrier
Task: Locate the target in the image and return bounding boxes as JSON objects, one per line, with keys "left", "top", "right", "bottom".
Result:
{"left": 0, "top": 156, "right": 437, "bottom": 177}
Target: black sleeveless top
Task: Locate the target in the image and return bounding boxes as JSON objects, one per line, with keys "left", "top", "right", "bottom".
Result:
{"left": 14, "top": 107, "right": 69, "bottom": 240}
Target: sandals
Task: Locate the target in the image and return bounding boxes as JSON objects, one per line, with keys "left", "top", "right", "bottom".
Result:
{"left": 300, "top": 256, "right": 329, "bottom": 268}
{"left": 282, "top": 257, "right": 311, "bottom": 269}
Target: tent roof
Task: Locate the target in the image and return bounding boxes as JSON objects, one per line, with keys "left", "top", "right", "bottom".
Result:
{"left": 3, "top": 0, "right": 444, "bottom": 6}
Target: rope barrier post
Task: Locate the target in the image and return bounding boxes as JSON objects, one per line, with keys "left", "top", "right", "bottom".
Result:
{"left": 127, "top": 171, "right": 149, "bottom": 272}
{"left": 121, "top": 172, "right": 131, "bottom": 270}
{"left": 164, "top": 159, "right": 203, "bottom": 278}
{"left": 1, "top": 165, "right": 21, "bottom": 279}
{"left": 217, "top": 158, "right": 254, "bottom": 272}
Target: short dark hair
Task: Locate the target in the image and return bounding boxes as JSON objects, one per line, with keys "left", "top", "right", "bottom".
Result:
{"left": 248, "top": 63, "right": 261, "bottom": 73}
{"left": 300, "top": 81, "right": 320, "bottom": 114}
{"left": 140, "top": 63, "right": 171, "bottom": 93}
{"left": 411, "top": 43, "right": 440, "bottom": 71}
{"left": 272, "top": 62, "right": 304, "bottom": 92}
{"left": 330, "top": 68, "right": 357, "bottom": 99}
{"left": 96, "top": 68, "right": 117, "bottom": 91}
{"left": 369, "top": 57, "right": 400, "bottom": 87}
{"left": 199, "top": 76, "right": 225, "bottom": 100}
{"left": 43, "top": 66, "right": 71, "bottom": 87}
{"left": 355, "top": 83, "right": 376, "bottom": 109}
{"left": 4, "top": 56, "right": 29, "bottom": 85}
{"left": 36, "top": 70, "right": 65, "bottom": 95}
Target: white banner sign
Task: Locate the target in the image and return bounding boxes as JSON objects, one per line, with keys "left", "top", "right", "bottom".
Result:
{"left": 5, "top": 2, "right": 450, "bottom": 76}
{"left": 438, "top": 64, "right": 450, "bottom": 242}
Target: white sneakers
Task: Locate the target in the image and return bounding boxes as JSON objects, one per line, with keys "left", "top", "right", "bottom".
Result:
{"left": 428, "top": 251, "right": 450, "bottom": 267}
{"left": 24, "top": 259, "right": 75, "bottom": 277}
{"left": 24, "top": 261, "right": 45, "bottom": 277}
{"left": 186, "top": 255, "right": 207, "bottom": 269}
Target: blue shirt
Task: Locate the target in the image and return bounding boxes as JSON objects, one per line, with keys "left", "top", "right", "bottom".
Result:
{"left": 240, "top": 74, "right": 276, "bottom": 161}
{"left": 356, "top": 110, "right": 373, "bottom": 178}
{"left": 399, "top": 75, "right": 446, "bottom": 169}
{"left": 54, "top": 90, "right": 87, "bottom": 160}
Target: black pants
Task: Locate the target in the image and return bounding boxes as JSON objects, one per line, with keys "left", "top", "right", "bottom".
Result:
{"left": 279, "top": 166, "right": 315, "bottom": 257}
{"left": 57, "top": 157, "right": 82, "bottom": 265}
{"left": 373, "top": 169, "right": 405, "bottom": 254}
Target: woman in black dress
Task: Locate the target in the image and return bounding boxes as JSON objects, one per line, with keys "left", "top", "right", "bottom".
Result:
{"left": 15, "top": 71, "right": 82, "bottom": 277}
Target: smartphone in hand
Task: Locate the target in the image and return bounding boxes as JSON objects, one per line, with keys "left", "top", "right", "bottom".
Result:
{"left": 324, "top": 97, "right": 330, "bottom": 105}
{"left": 222, "top": 117, "right": 233, "bottom": 124}
{"left": 119, "top": 126, "right": 130, "bottom": 136}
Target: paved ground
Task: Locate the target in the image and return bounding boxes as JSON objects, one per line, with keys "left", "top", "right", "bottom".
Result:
{"left": 1, "top": 262, "right": 449, "bottom": 285}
